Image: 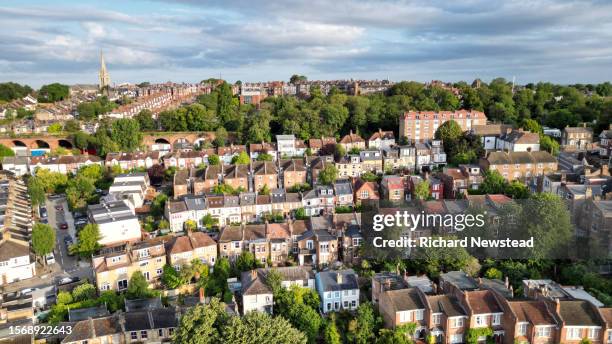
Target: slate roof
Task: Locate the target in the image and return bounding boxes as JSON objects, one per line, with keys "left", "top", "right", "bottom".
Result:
{"left": 317, "top": 269, "right": 359, "bottom": 292}
{"left": 68, "top": 305, "right": 110, "bottom": 322}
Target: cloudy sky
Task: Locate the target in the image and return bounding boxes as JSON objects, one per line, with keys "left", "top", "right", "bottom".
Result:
{"left": 1, "top": 0, "right": 612, "bottom": 87}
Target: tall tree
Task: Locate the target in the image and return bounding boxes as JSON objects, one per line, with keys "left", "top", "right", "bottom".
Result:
{"left": 222, "top": 311, "right": 307, "bottom": 344}
{"left": 173, "top": 298, "right": 228, "bottom": 344}
{"left": 70, "top": 223, "right": 101, "bottom": 257}
{"left": 38, "top": 83, "right": 69, "bottom": 102}
{"left": 27, "top": 177, "right": 46, "bottom": 206}
{"left": 135, "top": 109, "right": 157, "bottom": 131}
{"left": 126, "top": 271, "right": 154, "bottom": 299}
{"left": 111, "top": 118, "right": 143, "bottom": 152}
{"left": 32, "top": 223, "right": 56, "bottom": 261}
{"left": 318, "top": 165, "right": 338, "bottom": 185}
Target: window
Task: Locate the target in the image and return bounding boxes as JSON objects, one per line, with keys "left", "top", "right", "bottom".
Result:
{"left": 567, "top": 328, "right": 580, "bottom": 340}
{"left": 327, "top": 303, "right": 331, "bottom": 311}
{"left": 536, "top": 326, "right": 551, "bottom": 338}
{"left": 141, "top": 330, "right": 148, "bottom": 340}
{"left": 156, "top": 268, "right": 163, "bottom": 276}
{"left": 433, "top": 313, "right": 442, "bottom": 325}
{"left": 492, "top": 313, "right": 501, "bottom": 325}
{"left": 143, "top": 271, "right": 150, "bottom": 280}
{"left": 351, "top": 300, "right": 356, "bottom": 308}
{"left": 118, "top": 279, "right": 128, "bottom": 290}
{"left": 343, "top": 301, "right": 348, "bottom": 308}
{"left": 130, "top": 332, "right": 137, "bottom": 340}
{"left": 518, "top": 323, "right": 528, "bottom": 336}
{"left": 475, "top": 315, "right": 485, "bottom": 326}
{"left": 360, "top": 190, "right": 369, "bottom": 199}
{"left": 589, "top": 328, "right": 600, "bottom": 339}
{"left": 158, "top": 329, "right": 164, "bottom": 337}
{"left": 234, "top": 242, "right": 240, "bottom": 248}
{"left": 399, "top": 311, "right": 410, "bottom": 323}
{"left": 415, "top": 309, "right": 424, "bottom": 321}
{"left": 451, "top": 317, "right": 464, "bottom": 328}
{"left": 607, "top": 330, "right": 612, "bottom": 343}
{"left": 334, "top": 302, "right": 339, "bottom": 310}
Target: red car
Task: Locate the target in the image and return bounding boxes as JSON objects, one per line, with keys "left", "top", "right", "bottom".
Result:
{"left": 60, "top": 223, "right": 68, "bottom": 230}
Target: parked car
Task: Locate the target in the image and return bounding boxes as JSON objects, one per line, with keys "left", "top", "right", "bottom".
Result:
{"left": 55, "top": 205, "right": 63, "bottom": 211}
{"left": 20, "top": 288, "right": 34, "bottom": 295}
{"left": 39, "top": 207, "right": 48, "bottom": 218}
{"left": 45, "top": 253, "right": 55, "bottom": 265}
{"left": 63, "top": 235, "right": 73, "bottom": 245}
{"left": 60, "top": 223, "right": 68, "bottom": 230}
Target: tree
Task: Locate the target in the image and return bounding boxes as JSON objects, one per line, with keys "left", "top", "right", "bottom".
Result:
{"left": 480, "top": 170, "right": 507, "bottom": 194}
{"left": 520, "top": 193, "right": 573, "bottom": 259}
{"left": 173, "top": 298, "right": 228, "bottom": 344}
{"left": 0, "top": 82, "right": 32, "bottom": 102}
{"left": 65, "top": 175, "right": 95, "bottom": 210}
{"left": 126, "top": 271, "right": 153, "bottom": 299}
{"left": 47, "top": 123, "right": 63, "bottom": 134}
{"left": 435, "top": 120, "right": 463, "bottom": 156}
{"left": 135, "top": 109, "right": 157, "bottom": 131}
{"left": 540, "top": 135, "right": 560, "bottom": 155}
{"left": 201, "top": 214, "right": 217, "bottom": 230}
{"left": 70, "top": 223, "right": 101, "bottom": 258}
{"left": 234, "top": 251, "right": 260, "bottom": 273}
{"left": 213, "top": 127, "right": 228, "bottom": 147}
{"left": 484, "top": 267, "right": 503, "bottom": 280}
{"left": 151, "top": 193, "right": 168, "bottom": 217}
{"left": 256, "top": 153, "right": 273, "bottom": 161}
{"left": 505, "top": 181, "right": 529, "bottom": 199}
{"left": 318, "top": 165, "right": 338, "bottom": 185}
{"left": 111, "top": 118, "right": 142, "bottom": 152}
{"left": 184, "top": 219, "right": 197, "bottom": 232}
{"left": 286, "top": 303, "right": 322, "bottom": 344}
{"left": 232, "top": 151, "right": 250, "bottom": 165}
{"left": 222, "top": 311, "right": 307, "bottom": 344}
{"left": 0, "top": 144, "right": 15, "bottom": 158}
{"left": 72, "top": 283, "right": 96, "bottom": 302}
{"left": 208, "top": 154, "right": 221, "bottom": 166}
{"left": 414, "top": 180, "right": 430, "bottom": 200}
{"left": 72, "top": 131, "right": 92, "bottom": 150}
{"left": 259, "top": 184, "right": 270, "bottom": 195}
{"left": 323, "top": 315, "right": 341, "bottom": 344}
{"left": 162, "top": 264, "right": 186, "bottom": 289}
{"left": 27, "top": 177, "right": 46, "bottom": 206}
{"left": 348, "top": 302, "right": 382, "bottom": 344}
{"left": 290, "top": 75, "right": 307, "bottom": 84}
{"left": 32, "top": 223, "right": 55, "bottom": 260}
{"left": 216, "top": 82, "right": 235, "bottom": 125}
{"left": 38, "top": 83, "right": 69, "bottom": 102}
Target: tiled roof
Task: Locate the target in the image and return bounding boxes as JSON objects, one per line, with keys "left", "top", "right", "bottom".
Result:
{"left": 509, "top": 300, "right": 556, "bottom": 325}
{"left": 465, "top": 290, "right": 503, "bottom": 314}
{"left": 558, "top": 300, "right": 602, "bottom": 326}
{"left": 384, "top": 288, "right": 425, "bottom": 312}
{"left": 427, "top": 294, "right": 466, "bottom": 317}
{"left": 168, "top": 232, "right": 216, "bottom": 254}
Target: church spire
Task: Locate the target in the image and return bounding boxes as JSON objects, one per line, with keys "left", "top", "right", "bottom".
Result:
{"left": 99, "top": 51, "right": 111, "bottom": 91}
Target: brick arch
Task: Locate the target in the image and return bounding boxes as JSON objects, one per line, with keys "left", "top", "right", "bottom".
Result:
{"left": 31, "top": 139, "right": 51, "bottom": 149}
{"left": 12, "top": 140, "right": 27, "bottom": 148}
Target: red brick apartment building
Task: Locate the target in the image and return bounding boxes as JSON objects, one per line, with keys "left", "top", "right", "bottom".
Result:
{"left": 399, "top": 110, "right": 487, "bottom": 143}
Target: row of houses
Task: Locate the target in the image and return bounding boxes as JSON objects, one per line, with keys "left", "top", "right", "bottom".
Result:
{"left": 373, "top": 270, "right": 612, "bottom": 344}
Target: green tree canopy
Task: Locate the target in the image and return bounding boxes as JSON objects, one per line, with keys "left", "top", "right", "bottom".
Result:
{"left": 111, "top": 118, "right": 142, "bottom": 152}
{"left": 318, "top": 165, "right": 338, "bottom": 185}
{"left": 38, "top": 83, "right": 69, "bottom": 102}
{"left": 32, "top": 223, "right": 56, "bottom": 258}
{"left": 70, "top": 223, "right": 101, "bottom": 258}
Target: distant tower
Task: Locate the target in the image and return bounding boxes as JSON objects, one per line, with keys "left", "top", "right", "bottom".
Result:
{"left": 99, "top": 51, "right": 111, "bottom": 92}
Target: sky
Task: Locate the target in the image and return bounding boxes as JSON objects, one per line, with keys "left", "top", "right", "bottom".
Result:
{"left": 1, "top": 0, "right": 612, "bottom": 88}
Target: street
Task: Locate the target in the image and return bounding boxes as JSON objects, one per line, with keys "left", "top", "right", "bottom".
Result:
{"left": 2, "top": 196, "right": 93, "bottom": 294}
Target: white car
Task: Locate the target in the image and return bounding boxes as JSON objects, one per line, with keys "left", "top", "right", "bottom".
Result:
{"left": 20, "top": 288, "right": 34, "bottom": 295}
{"left": 45, "top": 252, "right": 56, "bottom": 265}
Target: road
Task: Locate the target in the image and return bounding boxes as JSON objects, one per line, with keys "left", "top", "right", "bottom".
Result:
{"left": 2, "top": 196, "right": 93, "bottom": 294}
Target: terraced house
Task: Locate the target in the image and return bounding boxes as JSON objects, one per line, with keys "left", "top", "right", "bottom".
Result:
{"left": 93, "top": 238, "right": 167, "bottom": 292}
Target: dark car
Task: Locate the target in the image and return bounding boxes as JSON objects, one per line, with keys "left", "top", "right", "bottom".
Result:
{"left": 39, "top": 207, "right": 48, "bottom": 218}
{"left": 55, "top": 205, "right": 64, "bottom": 211}
{"left": 60, "top": 223, "right": 68, "bottom": 230}
{"left": 63, "top": 235, "right": 73, "bottom": 245}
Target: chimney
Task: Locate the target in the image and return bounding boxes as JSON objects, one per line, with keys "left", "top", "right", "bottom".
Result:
{"left": 504, "top": 276, "right": 509, "bottom": 289}
{"left": 337, "top": 272, "right": 343, "bottom": 284}
{"left": 509, "top": 285, "right": 514, "bottom": 298}
{"left": 585, "top": 185, "right": 593, "bottom": 199}
{"left": 251, "top": 269, "right": 257, "bottom": 280}
{"left": 199, "top": 287, "right": 205, "bottom": 303}
{"left": 478, "top": 277, "right": 482, "bottom": 286}
{"left": 385, "top": 279, "right": 391, "bottom": 290}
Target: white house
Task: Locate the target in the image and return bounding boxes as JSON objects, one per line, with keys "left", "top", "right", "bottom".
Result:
{"left": 107, "top": 172, "right": 150, "bottom": 209}
{"left": 0, "top": 239, "right": 35, "bottom": 286}
{"left": 496, "top": 129, "right": 540, "bottom": 152}
{"left": 368, "top": 130, "right": 395, "bottom": 151}
{"left": 316, "top": 269, "right": 360, "bottom": 314}
{"left": 1, "top": 157, "right": 29, "bottom": 176}
{"left": 88, "top": 200, "right": 142, "bottom": 246}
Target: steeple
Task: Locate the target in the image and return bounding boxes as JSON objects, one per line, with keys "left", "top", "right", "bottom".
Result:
{"left": 99, "top": 51, "right": 111, "bottom": 91}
